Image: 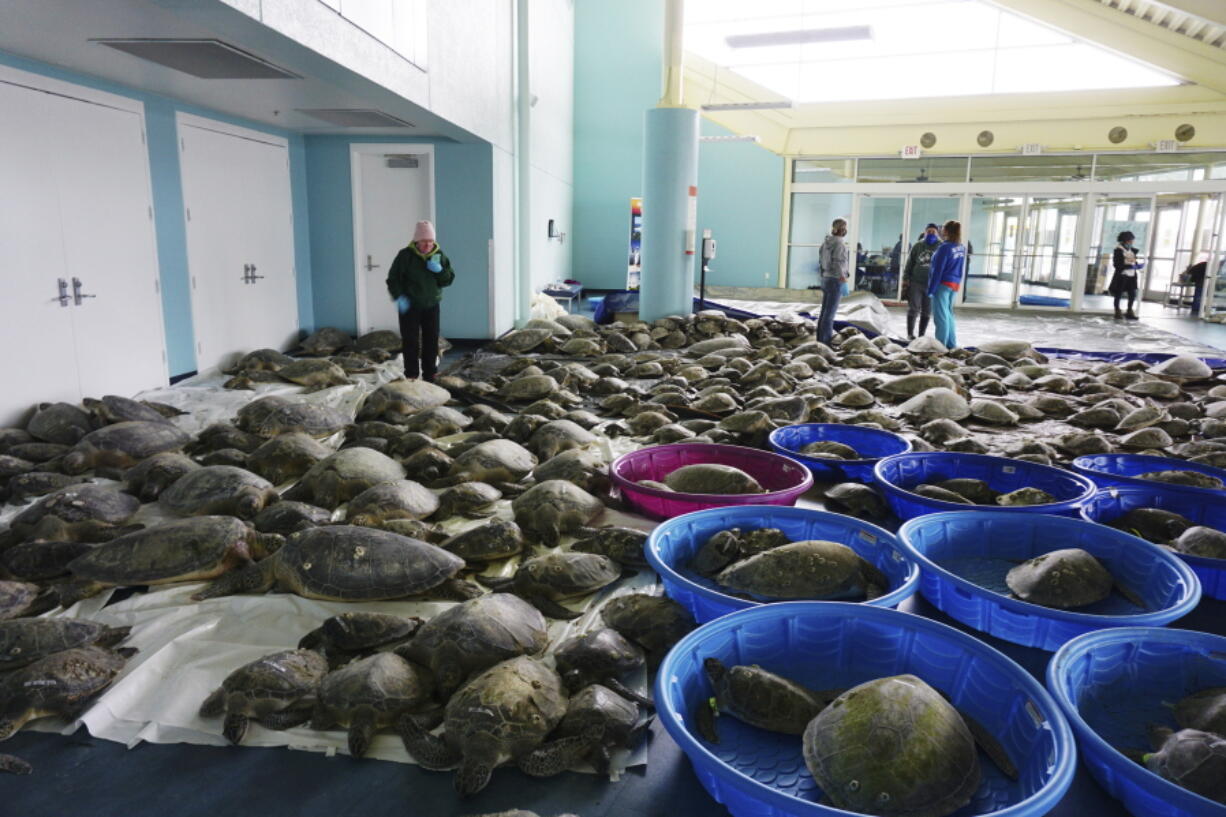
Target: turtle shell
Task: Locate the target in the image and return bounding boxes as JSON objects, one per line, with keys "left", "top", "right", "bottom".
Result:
{"left": 273, "top": 526, "right": 463, "bottom": 600}
{"left": 252, "top": 501, "right": 333, "bottom": 535}
{"left": 86, "top": 395, "right": 170, "bottom": 426}
{"left": 803, "top": 674, "right": 980, "bottom": 817}
{"left": 13, "top": 484, "right": 140, "bottom": 528}
{"left": 63, "top": 421, "right": 191, "bottom": 473}
{"left": 899, "top": 389, "right": 970, "bottom": 423}
{"left": 123, "top": 452, "right": 201, "bottom": 501}
{"left": 158, "top": 465, "right": 276, "bottom": 518}
{"left": 300, "top": 327, "right": 353, "bottom": 355}
{"left": 1005, "top": 547, "right": 1112, "bottom": 608}
{"left": 0, "top": 619, "right": 129, "bottom": 671}
{"left": 26, "top": 402, "right": 94, "bottom": 445}
{"left": 1172, "top": 526, "right": 1226, "bottom": 559}
{"left": 0, "top": 646, "right": 130, "bottom": 735}
{"left": 0, "top": 581, "right": 47, "bottom": 621}
{"left": 511, "top": 480, "right": 604, "bottom": 545}
{"left": 290, "top": 448, "right": 406, "bottom": 509}
{"left": 599, "top": 594, "right": 695, "bottom": 656}
{"left": 345, "top": 480, "right": 439, "bottom": 526}
{"left": 715, "top": 540, "right": 884, "bottom": 601}
{"left": 1175, "top": 688, "right": 1226, "bottom": 735}
{"left": 440, "top": 519, "right": 524, "bottom": 562}
{"left": 663, "top": 464, "right": 764, "bottom": 495}
{"left": 1145, "top": 728, "right": 1226, "bottom": 803}
{"left": 68, "top": 516, "right": 258, "bottom": 585}
{"left": 246, "top": 432, "right": 331, "bottom": 484}
{"left": 317, "top": 652, "right": 431, "bottom": 716}
{"left": 0, "top": 541, "right": 93, "bottom": 581}
{"left": 244, "top": 401, "right": 349, "bottom": 439}
{"left": 554, "top": 683, "right": 639, "bottom": 743}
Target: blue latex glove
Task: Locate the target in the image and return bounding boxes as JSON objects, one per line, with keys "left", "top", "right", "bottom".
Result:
{"left": 426, "top": 256, "right": 443, "bottom": 274}
{"left": 1134, "top": 261, "right": 1145, "bottom": 270}
{"left": 396, "top": 295, "right": 411, "bottom": 314}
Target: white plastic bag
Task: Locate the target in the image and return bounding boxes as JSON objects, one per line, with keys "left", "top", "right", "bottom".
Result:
{"left": 531, "top": 292, "right": 567, "bottom": 320}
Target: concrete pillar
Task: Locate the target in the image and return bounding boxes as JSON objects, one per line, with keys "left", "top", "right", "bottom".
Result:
{"left": 639, "top": 107, "right": 699, "bottom": 322}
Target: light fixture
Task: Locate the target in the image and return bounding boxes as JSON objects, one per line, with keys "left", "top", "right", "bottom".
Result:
{"left": 700, "top": 101, "right": 793, "bottom": 112}
{"left": 699, "top": 134, "right": 761, "bottom": 143}
{"left": 725, "top": 26, "right": 872, "bottom": 49}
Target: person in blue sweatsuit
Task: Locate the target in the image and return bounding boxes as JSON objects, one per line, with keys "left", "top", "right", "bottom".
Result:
{"left": 927, "top": 220, "right": 966, "bottom": 350}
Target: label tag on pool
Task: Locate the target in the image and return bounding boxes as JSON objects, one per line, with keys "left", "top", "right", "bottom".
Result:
{"left": 1003, "top": 466, "right": 1016, "bottom": 474}
{"left": 858, "top": 530, "right": 877, "bottom": 543}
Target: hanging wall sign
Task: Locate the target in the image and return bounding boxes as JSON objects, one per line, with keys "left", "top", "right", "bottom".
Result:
{"left": 685, "top": 185, "right": 698, "bottom": 255}
{"left": 900, "top": 145, "right": 922, "bottom": 159}
{"left": 627, "top": 197, "right": 642, "bottom": 291}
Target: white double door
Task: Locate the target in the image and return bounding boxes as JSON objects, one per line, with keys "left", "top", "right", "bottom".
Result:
{"left": 179, "top": 116, "right": 298, "bottom": 373}
{"left": 0, "top": 68, "right": 167, "bottom": 426}
{"left": 353, "top": 145, "right": 435, "bottom": 334}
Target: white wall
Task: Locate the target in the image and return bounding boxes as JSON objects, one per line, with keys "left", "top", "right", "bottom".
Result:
{"left": 492, "top": 145, "right": 516, "bottom": 335}
{"left": 527, "top": 0, "right": 574, "bottom": 290}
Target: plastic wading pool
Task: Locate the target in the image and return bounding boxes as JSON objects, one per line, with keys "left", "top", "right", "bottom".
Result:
{"left": 1072, "top": 454, "right": 1226, "bottom": 499}
{"left": 768, "top": 423, "right": 912, "bottom": 483}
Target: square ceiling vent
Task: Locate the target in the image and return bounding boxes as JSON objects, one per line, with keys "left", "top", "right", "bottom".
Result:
{"left": 296, "top": 109, "right": 416, "bottom": 128}
{"left": 92, "top": 39, "right": 300, "bottom": 79}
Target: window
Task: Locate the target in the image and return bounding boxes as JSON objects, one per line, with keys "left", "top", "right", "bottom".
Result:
{"left": 857, "top": 158, "right": 968, "bottom": 183}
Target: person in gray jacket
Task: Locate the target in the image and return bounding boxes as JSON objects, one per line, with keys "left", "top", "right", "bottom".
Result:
{"left": 816, "top": 218, "right": 849, "bottom": 344}
{"left": 903, "top": 223, "right": 941, "bottom": 340}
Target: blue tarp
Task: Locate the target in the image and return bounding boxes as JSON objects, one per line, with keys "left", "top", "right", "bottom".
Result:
{"left": 1018, "top": 294, "right": 1070, "bottom": 308}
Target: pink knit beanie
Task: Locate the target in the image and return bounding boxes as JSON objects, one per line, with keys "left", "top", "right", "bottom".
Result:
{"left": 413, "top": 220, "right": 436, "bottom": 242}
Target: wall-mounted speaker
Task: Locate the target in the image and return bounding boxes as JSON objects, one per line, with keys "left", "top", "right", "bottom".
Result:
{"left": 920, "top": 132, "right": 937, "bottom": 148}
{"left": 1176, "top": 123, "right": 1196, "bottom": 142}
{"left": 977, "top": 130, "right": 994, "bottom": 147}
{"left": 1108, "top": 126, "right": 1127, "bottom": 144}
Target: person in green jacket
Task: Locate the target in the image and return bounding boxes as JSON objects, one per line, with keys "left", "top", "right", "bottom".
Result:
{"left": 902, "top": 223, "right": 941, "bottom": 340}
{"left": 385, "top": 220, "right": 455, "bottom": 382}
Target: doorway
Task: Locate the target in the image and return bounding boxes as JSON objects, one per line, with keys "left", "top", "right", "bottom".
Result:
{"left": 351, "top": 145, "right": 436, "bottom": 334}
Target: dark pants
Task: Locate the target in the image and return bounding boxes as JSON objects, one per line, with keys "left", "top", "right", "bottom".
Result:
{"left": 1110, "top": 272, "right": 1137, "bottom": 314}
{"left": 906, "top": 282, "right": 931, "bottom": 338}
{"left": 398, "top": 304, "right": 440, "bottom": 380}
{"left": 816, "top": 277, "right": 842, "bottom": 344}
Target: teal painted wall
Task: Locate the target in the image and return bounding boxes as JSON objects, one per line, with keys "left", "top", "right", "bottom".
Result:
{"left": 572, "top": 0, "right": 785, "bottom": 291}
{"left": 304, "top": 136, "right": 493, "bottom": 339}
{"left": 0, "top": 49, "right": 313, "bottom": 378}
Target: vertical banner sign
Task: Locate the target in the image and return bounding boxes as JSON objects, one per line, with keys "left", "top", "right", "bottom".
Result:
{"left": 627, "top": 197, "right": 643, "bottom": 290}
{"left": 685, "top": 185, "right": 698, "bottom": 255}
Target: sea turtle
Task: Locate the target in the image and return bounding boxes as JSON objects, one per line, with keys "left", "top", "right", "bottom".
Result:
{"left": 803, "top": 674, "right": 1017, "bottom": 817}
{"left": 599, "top": 594, "right": 696, "bottom": 663}
{"left": 56, "top": 516, "right": 283, "bottom": 605}
{"left": 527, "top": 420, "right": 597, "bottom": 462}
{"left": 284, "top": 448, "right": 407, "bottom": 509}
{"left": 689, "top": 528, "right": 791, "bottom": 577}
{"left": 158, "top": 465, "right": 279, "bottom": 519}
{"left": 663, "top": 464, "right": 764, "bottom": 495}
{"left": 1129, "top": 727, "right": 1226, "bottom": 804}
{"left": 511, "top": 480, "right": 605, "bottom": 546}
{"left": 1116, "top": 405, "right": 1168, "bottom": 433}
{"left": 403, "top": 406, "right": 473, "bottom": 437}
{"left": 9, "top": 484, "right": 141, "bottom": 543}
{"left": 1150, "top": 356, "right": 1213, "bottom": 382}
{"left": 906, "top": 337, "right": 947, "bottom": 355}
{"left": 1121, "top": 428, "right": 1175, "bottom": 450}
{"left": 570, "top": 526, "right": 650, "bottom": 568}
{"left": 7, "top": 442, "right": 69, "bottom": 464}
{"left": 354, "top": 329, "right": 402, "bottom": 353}
{"left": 227, "top": 348, "right": 295, "bottom": 373}
{"left": 245, "top": 432, "right": 332, "bottom": 485}
{"left": 800, "top": 441, "right": 860, "bottom": 460}
{"left": 920, "top": 419, "right": 968, "bottom": 445}
{"left": 977, "top": 340, "right": 1033, "bottom": 360}
{"left": 497, "top": 328, "right": 554, "bottom": 354}
{"left": 1174, "top": 688, "right": 1226, "bottom": 735}
{"left": 345, "top": 480, "right": 440, "bottom": 527}
{"left": 551, "top": 684, "right": 645, "bottom": 776}
{"left": 1167, "top": 526, "right": 1226, "bottom": 559}
{"left": 123, "top": 452, "right": 200, "bottom": 502}
{"left": 300, "top": 327, "right": 354, "bottom": 356}
{"left": 83, "top": 395, "right": 171, "bottom": 427}
{"left": 480, "top": 552, "right": 622, "bottom": 619}
{"left": 695, "top": 658, "right": 833, "bottom": 743}
{"left": 1127, "top": 380, "right": 1183, "bottom": 400}
{"left": 969, "top": 399, "right": 1019, "bottom": 426}
{"left": 554, "top": 627, "right": 652, "bottom": 707}
{"left": 237, "top": 398, "right": 350, "bottom": 439}
{"left": 898, "top": 389, "right": 971, "bottom": 424}
{"left": 26, "top": 402, "right": 94, "bottom": 445}
{"left": 934, "top": 479, "right": 998, "bottom": 504}
{"left": 395, "top": 593, "right": 547, "bottom": 697}
{"left": 996, "top": 487, "right": 1057, "bottom": 506}
{"left": 1109, "top": 508, "right": 1194, "bottom": 543}
{"left": 0, "top": 646, "right": 135, "bottom": 741}
{"left": 714, "top": 541, "right": 888, "bottom": 601}
{"left": 0, "top": 541, "right": 93, "bottom": 581}
{"left": 192, "top": 525, "right": 465, "bottom": 602}
{"left": 187, "top": 423, "right": 266, "bottom": 455}
{"left": 402, "top": 447, "right": 455, "bottom": 484}
{"left": 5, "top": 472, "right": 88, "bottom": 504}
{"left": 1139, "top": 470, "right": 1225, "bottom": 490}
{"left": 311, "top": 652, "right": 435, "bottom": 758}
{"left": 0, "top": 619, "right": 131, "bottom": 671}
{"left": 1005, "top": 548, "right": 1144, "bottom": 609}
{"left": 199, "top": 649, "right": 330, "bottom": 743}
{"left": 914, "top": 485, "right": 974, "bottom": 504}
{"left": 834, "top": 387, "right": 875, "bottom": 408}
{"left": 440, "top": 519, "right": 525, "bottom": 563}
{"left": 0, "top": 581, "right": 57, "bottom": 620}
{"left": 251, "top": 501, "right": 333, "bottom": 535}
{"left": 532, "top": 449, "right": 610, "bottom": 495}
{"left": 500, "top": 375, "right": 562, "bottom": 403}
{"left": 433, "top": 482, "right": 502, "bottom": 521}
{"left": 879, "top": 374, "right": 958, "bottom": 401}
{"left": 61, "top": 421, "right": 191, "bottom": 474}
{"left": 823, "top": 483, "right": 888, "bottom": 520}
{"left": 440, "top": 440, "right": 537, "bottom": 490}
{"left": 396, "top": 656, "right": 592, "bottom": 796}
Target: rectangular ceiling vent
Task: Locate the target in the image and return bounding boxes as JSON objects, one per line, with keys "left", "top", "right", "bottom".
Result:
{"left": 385, "top": 154, "right": 421, "bottom": 168}
{"left": 296, "top": 109, "right": 416, "bottom": 128}
{"left": 92, "top": 39, "right": 300, "bottom": 79}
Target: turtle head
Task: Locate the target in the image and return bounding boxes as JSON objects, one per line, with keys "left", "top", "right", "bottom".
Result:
{"left": 61, "top": 451, "right": 88, "bottom": 475}
{"left": 703, "top": 657, "right": 728, "bottom": 687}
{"left": 251, "top": 532, "right": 286, "bottom": 560}
{"left": 235, "top": 488, "right": 267, "bottom": 520}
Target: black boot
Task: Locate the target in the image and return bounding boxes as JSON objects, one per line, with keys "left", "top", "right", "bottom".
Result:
{"left": 1126, "top": 310, "right": 1139, "bottom": 321}
{"left": 906, "top": 315, "right": 915, "bottom": 341}
{"left": 1114, "top": 307, "right": 1124, "bottom": 319}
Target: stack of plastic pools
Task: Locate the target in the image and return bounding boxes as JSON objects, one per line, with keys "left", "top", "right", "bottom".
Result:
{"left": 768, "top": 423, "right": 911, "bottom": 483}
{"left": 645, "top": 506, "right": 918, "bottom": 623}
{"left": 656, "top": 602, "right": 1077, "bottom": 817}
{"left": 1082, "top": 485, "right": 1226, "bottom": 600}
{"left": 610, "top": 443, "right": 813, "bottom": 520}
{"left": 898, "top": 511, "right": 1201, "bottom": 651}
{"left": 1049, "top": 627, "right": 1226, "bottom": 817}
{"left": 874, "top": 452, "right": 1097, "bottom": 520}
{"left": 1073, "top": 454, "right": 1226, "bottom": 497}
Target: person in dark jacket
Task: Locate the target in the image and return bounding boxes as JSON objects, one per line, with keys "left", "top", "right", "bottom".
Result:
{"left": 816, "top": 218, "right": 849, "bottom": 344}
{"left": 1108, "top": 230, "right": 1143, "bottom": 320}
{"left": 902, "top": 223, "right": 941, "bottom": 340}
{"left": 1184, "top": 259, "right": 1207, "bottom": 314}
{"left": 927, "top": 220, "right": 966, "bottom": 350}
{"left": 385, "top": 220, "right": 455, "bottom": 382}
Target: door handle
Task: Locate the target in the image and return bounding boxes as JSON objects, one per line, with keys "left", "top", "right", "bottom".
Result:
{"left": 71, "top": 277, "right": 96, "bottom": 306}
{"left": 365, "top": 254, "right": 380, "bottom": 271}
{"left": 241, "top": 264, "right": 252, "bottom": 283}
{"left": 249, "top": 263, "right": 265, "bottom": 282}
{"left": 56, "top": 278, "right": 70, "bottom": 307}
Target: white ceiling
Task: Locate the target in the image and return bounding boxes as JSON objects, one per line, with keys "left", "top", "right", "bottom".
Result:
{"left": 0, "top": 0, "right": 470, "bottom": 140}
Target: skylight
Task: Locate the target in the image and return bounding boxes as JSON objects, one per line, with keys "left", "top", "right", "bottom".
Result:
{"left": 684, "top": 0, "right": 1181, "bottom": 103}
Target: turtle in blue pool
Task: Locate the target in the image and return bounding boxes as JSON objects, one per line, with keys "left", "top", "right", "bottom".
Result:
{"left": 803, "top": 674, "right": 1018, "bottom": 817}
{"left": 1109, "top": 507, "right": 1194, "bottom": 544}
{"left": 1004, "top": 548, "right": 1146, "bottom": 610}
{"left": 1139, "top": 470, "right": 1225, "bottom": 490}
{"left": 1123, "top": 726, "right": 1226, "bottom": 804}
{"left": 1174, "top": 687, "right": 1226, "bottom": 736}
{"left": 695, "top": 658, "right": 836, "bottom": 744}
{"left": 715, "top": 540, "right": 889, "bottom": 602}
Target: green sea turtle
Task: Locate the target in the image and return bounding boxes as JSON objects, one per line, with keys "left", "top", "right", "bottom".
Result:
{"left": 158, "top": 465, "right": 279, "bottom": 519}
{"left": 0, "top": 646, "right": 135, "bottom": 746}
{"left": 9, "top": 484, "right": 141, "bottom": 543}
{"left": 358, "top": 380, "right": 452, "bottom": 421}
{"left": 715, "top": 540, "right": 888, "bottom": 601}
{"left": 0, "top": 541, "right": 93, "bottom": 581}
{"left": 433, "top": 482, "right": 502, "bottom": 521}
{"left": 1005, "top": 548, "right": 1144, "bottom": 609}
{"left": 123, "top": 452, "right": 201, "bottom": 502}
{"left": 1139, "top": 470, "right": 1224, "bottom": 490}
{"left": 0, "top": 619, "right": 131, "bottom": 671}
{"left": 83, "top": 395, "right": 172, "bottom": 427}
{"left": 570, "top": 526, "right": 650, "bottom": 568}
{"left": 1175, "top": 688, "right": 1226, "bottom": 735}
{"left": 1109, "top": 508, "right": 1194, "bottom": 543}
{"left": 1127, "top": 727, "right": 1226, "bottom": 804}
{"left": 0, "top": 581, "right": 57, "bottom": 620}
{"left": 554, "top": 627, "right": 652, "bottom": 707}
{"left": 551, "top": 684, "right": 645, "bottom": 776}
{"left": 599, "top": 594, "right": 695, "bottom": 664}
{"left": 479, "top": 552, "right": 622, "bottom": 619}
{"left": 823, "top": 483, "right": 888, "bottom": 520}
{"left": 26, "top": 402, "right": 94, "bottom": 445}
{"left": 1171, "top": 526, "right": 1226, "bottom": 559}
{"left": 996, "top": 487, "right": 1057, "bottom": 506}
{"left": 237, "top": 398, "right": 350, "bottom": 439}
{"left": 311, "top": 652, "right": 435, "bottom": 758}
{"left": 298, "top": 611, "right": 423, "bottom": 668}
{"left": 61, "top": 421, "right": 191, "bottom": 474}
{"left": 284, "top": 448, "right": 406, "bottom": 509}
{"left": 695, "top": 658, "right": 834, "bottom": 743}
{"left": 277, "top": 359, "right": 352, "bottom": 390}
{"left": 511, "top": 480, "right": 605, "bottom": 546}
{"left": 199, "top": 649, "right": 330, "bottom": 743}
{"left": 439, "top": 519, "right": 525, "bottom": 563}
{"left": 299, "top": 327, "right": 354, "bottom": 356}
{"left": 251, "top": 501, "right": 333, "bottom": 535}
{"left": 663, "top": 464, "right": 764, "bottom": 495}
{"left": 345, "top": 480, "right": 439, "bottom": 527}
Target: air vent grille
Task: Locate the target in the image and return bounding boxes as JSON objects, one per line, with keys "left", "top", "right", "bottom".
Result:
{"left": 93, "top": 39, "right": 300, "bottom": 79}
{"left": 296, "top": 109, "right": 416, "bottom": 128}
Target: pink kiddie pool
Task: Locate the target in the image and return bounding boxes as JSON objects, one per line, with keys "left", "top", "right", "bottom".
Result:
{"left": 610, "top": 443, "right": 814, "bottom": 520}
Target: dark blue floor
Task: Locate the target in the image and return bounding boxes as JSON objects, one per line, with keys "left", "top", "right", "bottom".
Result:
{"left": 5, "top": 589, "right": 1219, "bottom": 816}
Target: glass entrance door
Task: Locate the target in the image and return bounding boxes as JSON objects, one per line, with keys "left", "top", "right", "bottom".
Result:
{"left": 902, "top": 196, "right": 961, "bottom": 300}
{"left": 1016, "top": 195, "right": 1082, "bottom": 308}
{"left": 964, "top": 194, "right": 1024, "bottom": 307}
{"left": 856, "top": 195, "right": 906, "bottom": 299}
{"left": 1085, "top": 196, "right": 1155, "bottom": 312}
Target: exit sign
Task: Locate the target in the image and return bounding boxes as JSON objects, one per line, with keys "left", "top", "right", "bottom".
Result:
{"left": 1155, "top": 140, "right": 1180, "bottom": 153}
{"left": 1020, "top": 143, "right": 1044, "bottom": 156}
{"left": 900, "top": 145, "right": 922, "bottom": 159}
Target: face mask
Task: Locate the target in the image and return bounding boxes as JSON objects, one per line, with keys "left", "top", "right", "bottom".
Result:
{"left": 925, "top": 233, "right": 939, "bottom": 245}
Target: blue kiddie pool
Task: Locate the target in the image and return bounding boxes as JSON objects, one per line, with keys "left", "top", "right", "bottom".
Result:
{"left": 646, "top": 505, "right": 918, "bottom": 623}
{"left": 1082, "top": 485, "right": 1226, "bottom": 601}
{"left": 656, "top": 602, "right": 1077, "bottom": 817}
{"left": 898, "top": 512, "right": 1201, "bottom": 651}
{"left": 1049, "top": 627, "right": 1226, "bottom": 817}
{"left": 1073, "top": 454, "right": 1226, "bottom": 498}
{"left": 874, "top": 452, "right": 1097, "bottom": 520}
{"left": 768, "top": 423, "right": 912, "bottom": 483}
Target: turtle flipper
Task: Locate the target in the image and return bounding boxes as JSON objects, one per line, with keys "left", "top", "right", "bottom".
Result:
{"left": 434, "top": 577, "right": 483, "bottom": 601}
{"left": 475, "top": 574, "right": 514, "bottom": 591}
{"left": 530, "top": 595, "right": 582, "bottom": 620}
{"left": 695, "top": 697, "right": 720, "bottom": 744}
{"left": 603, "top": 677, "right": 654, "bottom": 709}
{"left": 199, "top": 688, "right": 226, "bottom": 718}
{"left": 454, "top": 759, "right": 493, "bottom": 798}
{"left": 223, "top": 713, "right": 250, "bottom": 744}
{"left": 517, "top": 725, "right": 604, "bottom": 777}
{"left": 0, "top": 754, "right": 31, "bottom": 775}
{"left": 958, "top": 707, "right": 1018, "bottom": 780}
{"left": 192, "top": 561, "right": 275, "bottom": 601}
{"left": 396, "top": 713, "right": 460, "bottom": 770}
{"left": 347, "top": 709, "right": 377, "bottom": 758}
{"left": 259, "top": 708, "right": 311, "bottom": 731}
{"left": 96, "top": 626, "right": 132, "bottom": 648}
{"left": 1115, "top": 581, "right": 1149, "bottom": 611}
{"left": 50, "top": 580, "right": 105, "bottom": 609}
